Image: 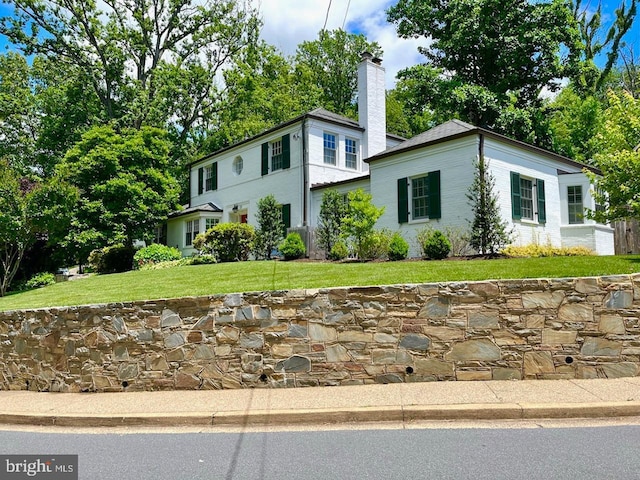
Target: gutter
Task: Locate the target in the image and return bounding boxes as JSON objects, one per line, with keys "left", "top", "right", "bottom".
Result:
{"left": 302, "top": 117, "right": 308, "bottom": 226}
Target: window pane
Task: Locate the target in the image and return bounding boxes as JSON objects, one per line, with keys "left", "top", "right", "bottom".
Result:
{"left": 568, "top": 185, "right": 583, "bottom": 224}
{"left": 345, "top": 138, "right": 357, "bottom": 169}
{"left": 324, "top": 133, "right": 336, "bottom": 165}
{"left": 412, "top": 176, "right": 429, "bottom": 219}
{"left": 205, "top": 165, "right": 213, "bottom": 191}
{"left": 271, "top": 140, "right": 283, "bottom": 171}
{"left": 520, "top": 178, "right": 533, "bottom": 220}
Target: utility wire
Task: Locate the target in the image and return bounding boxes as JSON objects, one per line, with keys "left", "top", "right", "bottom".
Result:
{"left": 322, "top": 0, "right": 332, "bottom": 30}
{"left": 342, "top": 0, "right": 351, "bottom": 29}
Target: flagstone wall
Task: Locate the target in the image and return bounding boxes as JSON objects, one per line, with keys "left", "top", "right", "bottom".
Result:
{"left": 0, "top": 274, "right": 639, "bottom": 392}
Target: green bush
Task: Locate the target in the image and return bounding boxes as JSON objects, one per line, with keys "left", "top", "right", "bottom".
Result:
{"left": 278, "top": 233, "right": 306, "bottom": 260}
{"left": 88, "top": 244, "right": 136, "bottom": 274}
{"left": 422, "top": 230, "right": 451, "bottom": 260}
{"left": 388, "top": 232, "right": 409, "bottom": 261}
{"left": 193, "top": 222, "right": 255, "bottom": 262}
{"left": 328, "top": 240, "right": 349, "bottom": 261}
{"left": 502, "top": 244, "right": 596, "bottom": 257}
{"left": 25, "top": 272, "right": 56, "bottom": 289}
{"left": 133, "top": 244, "right": 182, "bottom": 269}
{"left": 184, "top": 254, "right": 217, "bottom": 265}
{"left": 358, "top": 229, "right": 393, "bottom": 261}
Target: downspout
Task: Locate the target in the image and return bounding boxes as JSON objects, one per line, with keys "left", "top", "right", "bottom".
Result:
{"left": 478, "top": 133, "right": 486, "bottom": 253}
{"left": 302, "top": 116, "right": 308, "bottom": 226}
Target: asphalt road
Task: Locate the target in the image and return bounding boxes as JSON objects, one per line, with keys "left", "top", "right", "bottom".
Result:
{"left": 1, "top": 425, "right": 639, "bottom": 479}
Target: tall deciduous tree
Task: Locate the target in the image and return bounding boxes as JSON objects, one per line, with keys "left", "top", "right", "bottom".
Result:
{"left": 587, "top": 90, "right": 640, "bottom": 222}
{"left": 0, "top": 0, "right": 260, "bottom": 139}
{"left": 387, "top": 0, "right": 579, "bottom": 145}
{"left": 295, "top": 29, "right": 382, "bottom": 118}
{"left": 0, "top": 161, "right": 40, "bottom": 296}
{"left": 50, "top": 125, "right": 180, "bottom": 263}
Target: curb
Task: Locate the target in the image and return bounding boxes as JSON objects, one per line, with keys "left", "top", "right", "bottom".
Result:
{"left": 1, "top": 401, "right": 640, "bottom": 428}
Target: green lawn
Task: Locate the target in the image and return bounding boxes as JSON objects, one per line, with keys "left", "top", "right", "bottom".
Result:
{"left": 1, "top": 255, "right": 639, "bottom": 312}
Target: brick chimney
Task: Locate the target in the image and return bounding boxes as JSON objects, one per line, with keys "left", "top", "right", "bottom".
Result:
{"left": 357, "top": 52, "right": 386, "bottom": 159}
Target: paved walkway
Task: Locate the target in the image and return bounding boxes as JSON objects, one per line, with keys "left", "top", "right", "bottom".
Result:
{"left": 1, "top": 378, "right": 640, "bottom": 428}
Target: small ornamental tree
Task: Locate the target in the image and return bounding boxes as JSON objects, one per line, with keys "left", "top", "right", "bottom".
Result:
{"left": 342, "top": 188, "right": 385, "bottom": 260}
{"left": 316, "top": 189, "right": 348, "bottom": 258}
{"left": 0, "top": 161, "right": 40, "bottom": 296}
{"left": 254, "top": 194, "right": 284, "bottom": 260}
{"left": 467, "top": 158, "right": 511, "bottom": 255}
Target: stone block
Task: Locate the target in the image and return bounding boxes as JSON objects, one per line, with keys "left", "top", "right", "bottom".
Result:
{"left": 598, "top": 362, "right": 638, "bottom": 378}
{"left": 581, "top": 337, "right": 622, "bottom": 356}
{"left": 275, "top": 355, "right": 311, "bottom": 373}
{"left": 271, "top": 344, "right": 294, "bottom": 358}
{"left": 146, "top": 354, "right": 168, "bottom": 371}
{"left": 468, "top": 311, "right": 500, "bottom": 329}
{"left": 113, "top": 345, "right": 129, "bottom": 361}
{"left": 414, "top": 358, "right": 454, "bottom": 376}
{"left": 240, "top": 333, "right": 264, "bottom": 349}
{"left": 522, "top": 291, "right": 565, "bottom": 309}
{"left": 493, "top": 330, "right": 528, "bottom": 346}
{"left": 309, "top": 323, "right": 337, "bottom": 342}
{"left": 604, "top": 290, "right": 633, "bottom": 309}
{"left": 422, "top": 327, "right": 464, "bottom": 341}
{"left": 223, "top": 293, "right": 243, "bottom": 307}
{"left": 338, "top": 331, "right": 372, "bottom": 343}
{"left": 374, "top": 333, "right": 398, "bottom": 343}
{"left": 193, "top": 345, "right": 215, "bottom": 360}
{"left": 468, "top": 282, "right": 500, "bottom": 298}
{"left": 419, "top": 297, "right": 451, "bottom": 319}
{"left": 175, "top": 372, "right": 201, "bottom": 389}
{"left": 288, "top": 323, "right": 308, "bottom": 338}
{"left": 444, "top": 339, "right": 501, "bottom": 362}
{"left": 194, "top": 315, "right": 214, "bottom": 331}
{"left": 541, "top": 329, "right": 577, "bottom": 345}
{"left": 164, "top": 332, "right": 185, "bottom": 349}
{"left": 216, "top": 326, "right": 240, "bottom": 344}
{"left": 326, "top": 344, "right": 351, "bottom": 362}
{"left": 161, "top": 309, "right": 181, "bottom": 328}
{"left": 375, "top": 374, "right": 403, "bottom": 384}
{"left": 523, "top": 351, "right": 555, "bottom": 375}
{"left": 372, "top": 349, "right": 397, "bottom": 364}
{"left": 117, "top": 363, "right": 139, "bottom": 380}
{"left": 525, "top": 314, "right": 545, "bottom": 329}
{"left": 399, "top": 334, "right": 430, "bottom": 351}
{"left": 456, "top": 370, "right": 492, "bottom": 381}
{"left": 558, "top": 303, "right": 593, "bottom": 323}
{"left": 598, "top": 315, "right": 626, "bottom": 334}
{"left": 492, "top": 368, "right": 522, "bottom": 380}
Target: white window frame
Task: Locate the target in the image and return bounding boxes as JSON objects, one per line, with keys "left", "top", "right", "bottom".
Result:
{"left": 567, "top": 185, "right": 584, "bottom": 224}
{"left": 411, "top": 175, "right": 430, "bottom": 220}
{"left": 345, "top": 137, "right": 358, "bottom": 169}
{"left": 185, "top": 219, "right": 200, "bottom": 247}
{"left": 520, "top": 177, "right": 534, "bottom": 221}
{"left": 205, "top": 218, "right": 219, "bottom": 231}
{"left": 205, "top": 165, "right": 214, "bottom": 191}
{"left": 271, "top": 139, "right": 283, "bottom": 171}
{"left": 323, "top": 132, "right": 337, "bottom": 165}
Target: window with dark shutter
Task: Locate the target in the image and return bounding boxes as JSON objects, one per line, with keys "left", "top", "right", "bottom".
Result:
{"left": 198, "top": 167, "right": 204, "bottom": 195}
{"left": 397, "top": 177, "right": 409, "bottom": 224}
{"left": 427, "top": 170, "right": 441, "bottom": 219}
{"left": 261, "top": 142, "right": 269, "bottom": 176}
{"left": 537, "top": 179, "right": 546, "bottom": 223}
{"left": 282, "top": 134, "right": 290, "bottom": 169}
{"left": 510, "top": 172, "right": 521, "bottom": 220}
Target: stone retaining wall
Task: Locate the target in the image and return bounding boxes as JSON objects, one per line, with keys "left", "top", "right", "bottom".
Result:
{"left": 1, "top": 275, "right": 639, "bottom": 392}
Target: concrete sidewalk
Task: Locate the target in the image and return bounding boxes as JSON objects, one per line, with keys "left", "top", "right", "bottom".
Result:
{"left": 2, "top": 378, "right": 640, "bottom": 428}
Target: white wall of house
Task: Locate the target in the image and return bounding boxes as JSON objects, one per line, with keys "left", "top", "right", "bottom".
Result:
{"left": 309, "top": 178, "right": 371, "bottom": 228}
{"left": 370, "top": 137, "right": 479, "bottom": 257}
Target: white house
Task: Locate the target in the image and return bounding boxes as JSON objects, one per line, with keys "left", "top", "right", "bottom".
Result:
{"left": 166, "top": 53, "right": 614, "bottom": 257}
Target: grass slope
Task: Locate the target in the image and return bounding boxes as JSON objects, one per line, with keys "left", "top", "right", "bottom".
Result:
{"left": 1, "top": 255, "right": 639, "bottom": 312}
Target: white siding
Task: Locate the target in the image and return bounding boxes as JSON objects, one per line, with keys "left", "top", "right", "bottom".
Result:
{"left": 370, "top": 137, "right": 478, "bottom": 257}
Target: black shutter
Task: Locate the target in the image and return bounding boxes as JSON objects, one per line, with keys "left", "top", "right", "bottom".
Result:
{"left": 397, "top": 177, "right": 409, "bottom": 223}
{"left": 198, "top": 167, "right": 203, "bottom": 195}
{"left": 212, "top": 162, "right": 218, "bottom": 191}
{"left": 282, "top": 134, "right": 290, "bottom": 169}
{"left": 261, "top": 142, "right": 269, "bottom": 176}
{"left": 510, "top": 172, "right": 521, "bottom": 220}
{"left": 428, "top": 170, "right": 441, "bottom": 219}
{"left": 537, "top": 179, "right": 546, "bottom": 223}
{"left": 281, "top": 203, "right": 291, "bottom": 237}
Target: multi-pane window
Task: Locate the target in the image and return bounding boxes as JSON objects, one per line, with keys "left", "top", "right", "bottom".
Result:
{"left": 412, "top": 175, "right": 430, "bottom": 219}
{"left": 205, "top": 165, "right": 214, "bottom": 191}
{"left": 345, "top": 138, "right": 358, "bottom": 169}
{"left": 568, "top": 186, "right": 583, "bottom": 224}
{"left": 185, "top": 220, "right": 200, "bottom": 247}
{"left": 520, "top": 178, "right": 534, "bottom": 220}
{"left": 324, "top": 133, "right": 336, "bottom": 165}
{"left": 205, "top": 218, "right": 219, "bottom": 231}
{"left": 271, "top": 139, "right": 283, "bottom": 171}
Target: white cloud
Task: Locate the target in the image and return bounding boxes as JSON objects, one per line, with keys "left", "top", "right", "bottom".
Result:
{"left": 257, "top": 0, "right": 429, "bottom": 89}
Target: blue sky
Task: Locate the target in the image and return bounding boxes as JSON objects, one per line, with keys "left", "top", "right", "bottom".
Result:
{"left": 0, "top": 1, "right": 637, "bottom": 88}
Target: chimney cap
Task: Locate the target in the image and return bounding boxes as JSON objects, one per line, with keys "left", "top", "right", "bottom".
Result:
{"left": 360, "top": 51, "right": 382, "bottom": 65}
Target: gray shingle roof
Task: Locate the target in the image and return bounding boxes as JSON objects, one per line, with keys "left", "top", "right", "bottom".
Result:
{"left": 168, "top": 202, "right": 222, "bottom": 219}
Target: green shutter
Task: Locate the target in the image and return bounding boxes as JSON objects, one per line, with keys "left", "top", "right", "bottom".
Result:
{"left": 537, "top": 178, "right": 546, "bottom": 224}
{"left": 510, "top": 172, "right": 521, "bottom": 220}
{"left": 261, "top": 142, "right": 269, "bottom": 176}
{"left": 198, "top": 167, "right": 204, "bottom": 195}
{"left": 282, "top": 134, "right": 290, "bottom": 169}
{"left": 212, "top": 162, "right": 218, "bottom": 190}
{"left": 281, "top": 203, "right": 291, "bottom": 236}
{"left": 397, "top": 177, "right": 409, "bottom": 224}
{"left": 428, "top": 170, "right": 441, "bottom": 219}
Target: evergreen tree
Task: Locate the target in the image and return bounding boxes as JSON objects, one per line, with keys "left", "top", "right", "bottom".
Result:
{"left": 254, "top": 194, "right": 284, "bottom": 260}
{"left": 467, "top": 158, "right": 511, "bottom": 255}
{"left": 316, "top": 189, "right": 348, "bottom": 258}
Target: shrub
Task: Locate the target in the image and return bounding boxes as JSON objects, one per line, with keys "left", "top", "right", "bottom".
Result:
{"left": 88, "top": 244, "right": 136, "bottom": 273}
{"left": 422, "top": 230, "right": 451, "bottom": 260}
{"left": 358, "top": 229, "right": 393, "bottom": 261}
{"left": 194, "top": 222, "right": 255, "bottom": 262}
{"left": 388, "top": 232, "right": 409, "bottom": 261}
{"left": 184, "top": 254, "right": 217, "bottom": 265}
{"left": 442, "top": 226, "right": 473, "bottom": 257}
{"left": 133, "top": 244, "right": 182, "bottom": 269}
{"left": 328, "top": 240, "right": 349, "bottom": 261}
{"left": 502, "top": 244, "right": 596, "bottom": 257}
{"left": 25, "top": 272, "right": 56, "bottom": 289}
{"left": 278, "top": 233, "right": 306, "bottom": 260}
